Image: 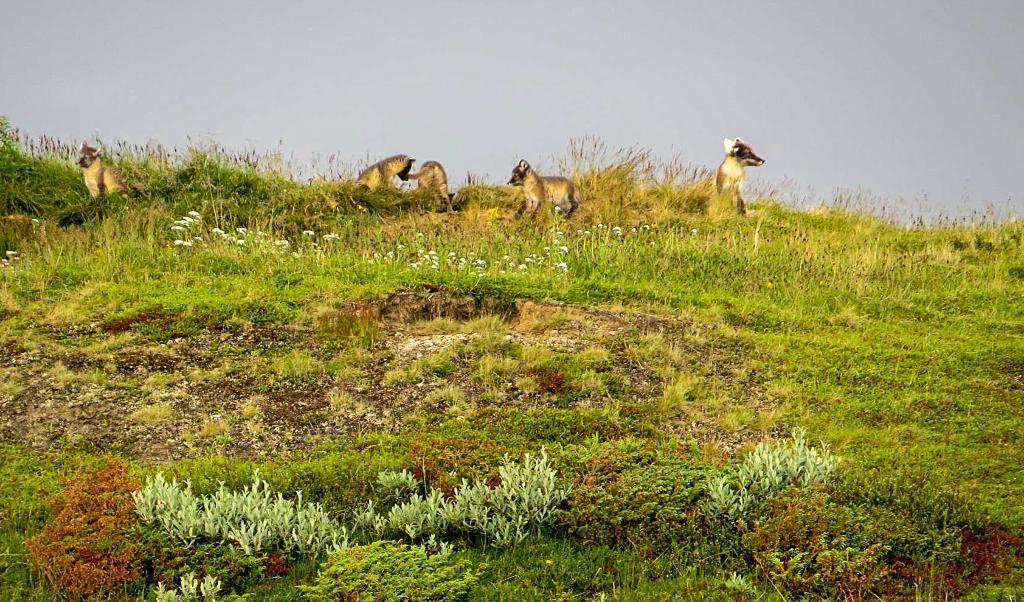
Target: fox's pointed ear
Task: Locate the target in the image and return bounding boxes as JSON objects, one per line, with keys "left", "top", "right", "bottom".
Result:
{"left": 518, "top": 159, "right": 529, "bottom": 169}
{"left": 80, "top": 141, "right": 88, "bottom": 151}
{"left": 96, "top": 146, "right": 104, "bottom": 155}
{"left": 722, "top": 138, "right": 734, "bottom": 154}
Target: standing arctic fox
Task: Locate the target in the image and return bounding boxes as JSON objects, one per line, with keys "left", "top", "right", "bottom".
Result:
{"left": 77, "top": 142, "right": 123, "bottom": 197}
{"left": 716, "top": 138, "right": 765, "bottom": 216}
{"left": 407, "top": 160, "right": 455, "bottom": 211}
{"left": 507, "top": 159, "right": 579, "bottom": 218}
{"left": 356, "top": 154, "right": 415, "bottom": 189}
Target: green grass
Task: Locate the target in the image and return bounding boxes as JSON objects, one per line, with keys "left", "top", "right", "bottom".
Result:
{"left": 1, "top": 121, "right": 1023, "bottom": 599}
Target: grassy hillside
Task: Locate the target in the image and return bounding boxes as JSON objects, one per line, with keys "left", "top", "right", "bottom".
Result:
{"left": 1, "top": 120, "right": 1022, "bottom": 600}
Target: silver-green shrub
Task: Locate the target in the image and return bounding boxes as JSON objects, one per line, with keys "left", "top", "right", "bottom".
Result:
{"left": 723, "top": 572, "right": 756, "bottom": 596}
{"left": 375, "top": 469, "right": 418, "bottom": 498}
{"left": 134, "top": 471, "right": 348, "bottom": 556}
{"left": 355, "top": 451, "right": 569, "bottom": 547}
{"left": 153, "top": 573, "right": 222, "bottom": 601}
{"left": 705, "top": 428, "right": 839, "bottom": 517}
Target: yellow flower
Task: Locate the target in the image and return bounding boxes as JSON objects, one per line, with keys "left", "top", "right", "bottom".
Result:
{"left": 545, "top": 559, "right": 554, "bottom": 565}
{"left": 766, "top": 281, "right": 774, "bottom": 288}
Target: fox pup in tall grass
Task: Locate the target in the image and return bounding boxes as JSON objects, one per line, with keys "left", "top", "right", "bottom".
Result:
{"left": 356, "top": 154, "right": 415, "bottom": 190}
{"left": 716, "top": 138, "right": 764, "bottom": 216}
{"left": 77, "top": 142, "right": 123, "bottom": 197}
{"left": 507, "top": 160, "right": 579, "bottom": 218}
{"left": 407, "top": 160, "right": 456, "bottom": 211}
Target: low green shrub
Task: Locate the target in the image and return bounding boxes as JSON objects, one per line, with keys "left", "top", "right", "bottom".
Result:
{"left": 558, "top": 450, "right": 709, "bottom": 553}
{"left": 300, "top": 541, "right": 480, "bottom": 601}
{"left": 743, "top": 487, "right": 890, "bottom": 600}
{"left": 139, "top": 530, "right": 264, "bottom": 597}
{"left": 468, "top": 404, "right": 659, "bottom": 444}
{"left": 832, "top": 465, "right": 985, "bottom": 533}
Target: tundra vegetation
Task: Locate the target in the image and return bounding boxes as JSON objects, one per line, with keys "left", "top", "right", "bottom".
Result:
{"left": 0, "top": 117, "right": 1022, "bottom": 600}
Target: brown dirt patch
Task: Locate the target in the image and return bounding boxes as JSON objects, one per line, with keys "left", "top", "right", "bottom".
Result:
{"left": 0, "top": 291, "right": 779, "bottom": 462}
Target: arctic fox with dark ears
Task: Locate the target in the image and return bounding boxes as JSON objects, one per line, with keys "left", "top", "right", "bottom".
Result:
{"left": 77, "top": 142, "right": 124, "bottom": 197}
{"left": 407, "top": 160, "right": 455, "bottom": 212}
{"left": 507, "top": 159, "right": 579, "bottom": 219}
{"left": 356, "top": 154, "right": 415, "bottom": 190}
{"left": 716, "top": 137, "right": 764, "bottom": 216}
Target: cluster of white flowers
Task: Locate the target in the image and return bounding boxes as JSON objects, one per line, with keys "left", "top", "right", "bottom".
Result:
{"left": 572, "top": 223, "right": 657, "bottom": 238}
{"left": 207, "top": 226, "right": 251, "bottom": 247}
{"left": 170, "top": 211, "right": 204, "bottom": 248}
{"left": 168, "top": 212, "right": 342, "bottom": 257}
{"left": 369, "top": 230, "right": 574, "bottom": 278}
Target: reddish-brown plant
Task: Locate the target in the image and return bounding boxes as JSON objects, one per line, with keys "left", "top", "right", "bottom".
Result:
{"left": 25, "top": 457, "right": 143, "bottom": 599}
{"left": 408, "top": 435, "right": 511, "bottom": 494}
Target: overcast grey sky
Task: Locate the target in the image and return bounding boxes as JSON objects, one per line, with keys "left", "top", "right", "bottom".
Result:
{"left": 2, "top": 0, "right": 1021, "bottom": 217}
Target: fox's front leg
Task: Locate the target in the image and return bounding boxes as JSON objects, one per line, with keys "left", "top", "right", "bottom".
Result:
{"left": 529, "top": 195, "right": 542, "bottom": 217}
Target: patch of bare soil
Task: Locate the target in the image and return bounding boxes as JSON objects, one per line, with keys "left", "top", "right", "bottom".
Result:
{"left": 0, "top": 290, "right": 781, "bottom": 462}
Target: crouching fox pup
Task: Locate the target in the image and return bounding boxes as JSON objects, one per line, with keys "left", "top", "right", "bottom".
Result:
{"left": 77, "top": 142, "right": 123, "bottom": 197}
{"left": 407, "top": 160, "right": 456, "bottom": 211}
{"left": 356, "top": 154, "right": 415, "bottom": 190}
{"left": 507, "top": 160, "right": 579, "bottom": 218}
{"left": 716, "top": 138, "right": 764, "bottom": 216}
